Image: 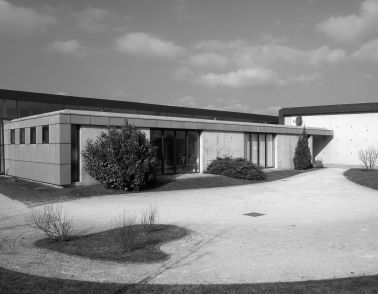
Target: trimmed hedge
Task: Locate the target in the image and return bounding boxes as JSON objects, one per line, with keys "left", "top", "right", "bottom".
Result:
{"left": 82, "top": 121, "right": 156, "bottom": 191}
{"left": 206, "top": 157, "right": 266, "bottom": 180}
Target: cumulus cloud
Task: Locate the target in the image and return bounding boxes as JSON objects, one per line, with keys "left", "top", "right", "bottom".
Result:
{"left": 186, "top": 53, "right": 229, "bottom": 68}
{"left": 317, "top": 0, "right": 378, "bottom": 42}
{"left": 198, "top": 68, "right": 279, "bottom": 88}
{"left": 115, "top": 32, "right": 185, "bottom": 58}
{"left": 352, "top": 38, "right": 378, "bottom": 62}
{"left": 0, "top": 0, "right": 56, "bottom": 37}
{"left": 76, "top": 8, "right": 111, "bottom": 33}
{"left": 278, "top": 73, "right": 323, "bottom": 86}
{"left": 48, "top": 40, "right": 89, "bottom": 58}
{"left": 192, "top": 39, "right": 345, "bottom": 67}
{"left": 307, "top": 46, "right": 346, "bottom": 65}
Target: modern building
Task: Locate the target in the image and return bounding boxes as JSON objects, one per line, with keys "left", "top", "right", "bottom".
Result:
{"left": 0, "top": 88, "right": 278, "bottom": 175}
{"left": 2, "top": 89, "right": 334, "bottom": 186}
{"left": 280, "top": 103, "right": 378, "bottom": 166}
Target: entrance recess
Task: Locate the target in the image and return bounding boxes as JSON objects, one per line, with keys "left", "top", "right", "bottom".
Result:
{"left": 151, "top": 129, "right": 200, "bottom": 175}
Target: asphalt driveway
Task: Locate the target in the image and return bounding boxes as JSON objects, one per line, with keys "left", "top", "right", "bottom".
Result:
{"left": 1, "top": 167, "right": 378, "bottom": 284}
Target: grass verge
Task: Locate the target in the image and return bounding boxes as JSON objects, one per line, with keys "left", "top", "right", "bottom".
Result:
{"left": 0, "top": 169, "right": 313, "bottom": 206}
{"left": 2, "top": 266, "right": 378, "bottom": 294}
{"left": 35, "top": 224, "right": 188, "bottom": 263}
{"left": 344, "top": 168, "right": 378, "bottom": 190}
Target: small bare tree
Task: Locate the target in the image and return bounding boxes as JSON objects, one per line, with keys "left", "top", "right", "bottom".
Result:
{"left": 30, "top": 205, "right": 73, "bottom": 242}
{"left": 359, "top": 146, "right": 378, "bottom": 170}
{"left": 140, "top": 205, "right": 159, "bottom": 233}
{"left": 112, "top": 212, "right": 140, "bottom": 253}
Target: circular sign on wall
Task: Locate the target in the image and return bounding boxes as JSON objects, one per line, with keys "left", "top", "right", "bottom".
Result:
{"left": 295, "top": 115, "right": 303, "bottom": 126}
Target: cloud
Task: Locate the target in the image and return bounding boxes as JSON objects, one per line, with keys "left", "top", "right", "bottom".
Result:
{"left": 48, "top": 40, "right": 89, "bottom": 58}
{"left": 76, "top": 8, "right": 111, "bottom": 33}
{"left": 185, "top": 53, "right": 229, "bottom": 68}
{"left": 278, "top": 73, "right": 323, "bottom": 86}
{"left": 317, "top": 0, "right": 378, "bottom": 42}
{"left": 0, "top": 0, "right": 56, "bottom": 37}
{"left": 307, "top": 46, "right": 346, "bottom": 65}
{"left": 192, "top": 39, "right": 345, "bottom": 67}
{"left": 115, "top": 32, "right": 185, "bottom": 58}
{"left": 198, "top": 68, "right": 279, "bottom": 88}
{"left": 352, "top": 38, "right": 378, "bottom": 62}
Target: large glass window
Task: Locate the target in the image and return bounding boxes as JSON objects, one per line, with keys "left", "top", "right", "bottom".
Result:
{"left": 0, "top": 99, "right": 17, "bottom": 119}
{"left": 18, "top": 101, "right": 63, "bottom": 118}
{"left": 245, "top": 133, "right": 274, "bottom": 168}
{"left": 175, "top": 130, "right": 187, "bottom": 174}
{"left": 163, "top": 130, "right": 175, "bottom": 174}
{"left": 187, "top": 131, "right": 200, "bottom": 173}
{"left": 150, "top": 130, "right": 163, "bottom": 176}
{"left": 150, "top": 129, "right": 200, "bottom": 175}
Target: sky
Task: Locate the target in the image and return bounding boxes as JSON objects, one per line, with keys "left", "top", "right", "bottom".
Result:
{"left": 0, "top": 0, "right": 378, "bottom": 115}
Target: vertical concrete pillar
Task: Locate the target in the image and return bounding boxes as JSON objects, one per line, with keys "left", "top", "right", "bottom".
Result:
{"left": 244, "top": 133, "right": 251, "bottom": 161}
{"left": 259, "top": 133, "right": 266, "bottom": 167}
{"left": 251, "top": 133, "right": 258, "bottom": 165}
{"left": 199, "top": 131, "right": 204, "bottom": 173}
{"left": 266, "top": 134, "right": 273, "bottom": 167}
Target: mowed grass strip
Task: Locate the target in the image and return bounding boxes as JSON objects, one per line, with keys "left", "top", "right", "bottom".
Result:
{"left": 344, "top": 168, "right": 378, "bottom": 190}
{"left": 0, "top": 169, "right": 312, "bottom": 206}
{"left": 2, "top": 266, "right": 378, "bottom": 294}
{"left": 35, "top": 224, "right": 188, "bottom": 263}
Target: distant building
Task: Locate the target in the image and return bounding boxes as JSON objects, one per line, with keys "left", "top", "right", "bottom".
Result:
{"left": 280, "top": 103, "right": 378, "bottom": 166}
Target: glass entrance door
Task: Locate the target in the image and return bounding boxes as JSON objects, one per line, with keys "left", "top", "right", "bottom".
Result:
{"left": 150, "top": 129, "right": 200, "bottom": 175}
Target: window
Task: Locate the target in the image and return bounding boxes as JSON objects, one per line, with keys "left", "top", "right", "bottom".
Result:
{"left": 30, "top": 127, "right": 36, "bottom": 144}
{"left": 20, "top": 128, "right": 25, "bottom": 144}
{"left": 42, "top": 126, "right": 49, "bottom": 144}
{"left": 10, "top": 129, "right": 15, "bottom": 144}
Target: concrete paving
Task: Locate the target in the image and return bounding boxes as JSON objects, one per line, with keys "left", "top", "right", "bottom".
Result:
{"left": 1, "top": 167, "right": 378, "bottom": 284}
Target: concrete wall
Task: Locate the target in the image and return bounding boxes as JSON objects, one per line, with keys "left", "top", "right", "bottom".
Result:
{"left": 201, "top": 131, "right": 244, "bottom": 171}
{"left": 275, "top": 134, "right": 313, "bottom": 169}
{"left": 284, "top": 113, "right": 378, "bottom": 166}
{"left": 4, "top": 113, "right": 71, "bottom": 185}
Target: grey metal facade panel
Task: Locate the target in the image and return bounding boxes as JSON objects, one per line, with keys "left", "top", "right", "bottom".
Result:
{"left": 7, "top": 110, "right": 333, "bottom": 136}
{"left": 0, "top": 88, "right": 278, "bottom": 124}
{"left": 279, "top": 102, "right": 378, "bottom": 123}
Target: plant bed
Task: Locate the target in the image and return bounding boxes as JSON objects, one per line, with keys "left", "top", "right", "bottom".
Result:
{"left": 35, "top": 224, "right": 188, "bottom": 263}
{"left": 344, "top": 168, "right": 378, "bottom": 190}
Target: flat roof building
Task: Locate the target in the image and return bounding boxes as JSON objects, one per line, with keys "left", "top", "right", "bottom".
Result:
{"left": 0, "top": 89, "right": 278, "bottom": 174}
{"left": 280, "top": 103, "right": 378, "bottom": 167}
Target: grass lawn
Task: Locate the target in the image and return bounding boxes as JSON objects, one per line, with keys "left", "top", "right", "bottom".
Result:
{"left": 35, "top": 224, "right": 188, "bottom": 263}
{"left": 2, "top": 267, "right": 378, "bottom": 294}
{"left": 344, "top": 168, "right": 378, "bottom": 190}
{"left": 0, "top": 169, "right": 313, "bottom": 206}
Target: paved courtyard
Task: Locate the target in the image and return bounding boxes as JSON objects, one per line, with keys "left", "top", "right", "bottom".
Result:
{"left": 1, "top": 167, "right": 378, "bottom": 284}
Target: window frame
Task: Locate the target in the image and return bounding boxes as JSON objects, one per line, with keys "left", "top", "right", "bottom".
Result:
{"left": 19, "top": 128, "right": 25, "bottom": 144}
{"left": 42, "top": 125, "right": 49, "bottom": 144}
{"left": 30, "top": 127, "right": 36, "bottom": 144}
{"left": 10, "top": 129, "right": 15, "bottom": 144}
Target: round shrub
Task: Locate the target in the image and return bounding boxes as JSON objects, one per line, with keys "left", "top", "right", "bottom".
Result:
{"left": 82, "top": 121, "right": 156, "bottom": 191}
{"left": 206, "top": 157, "right": 266, "bottom": 180}
{"left": 313, "top": 159, "right": 323, "bottom": 168}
